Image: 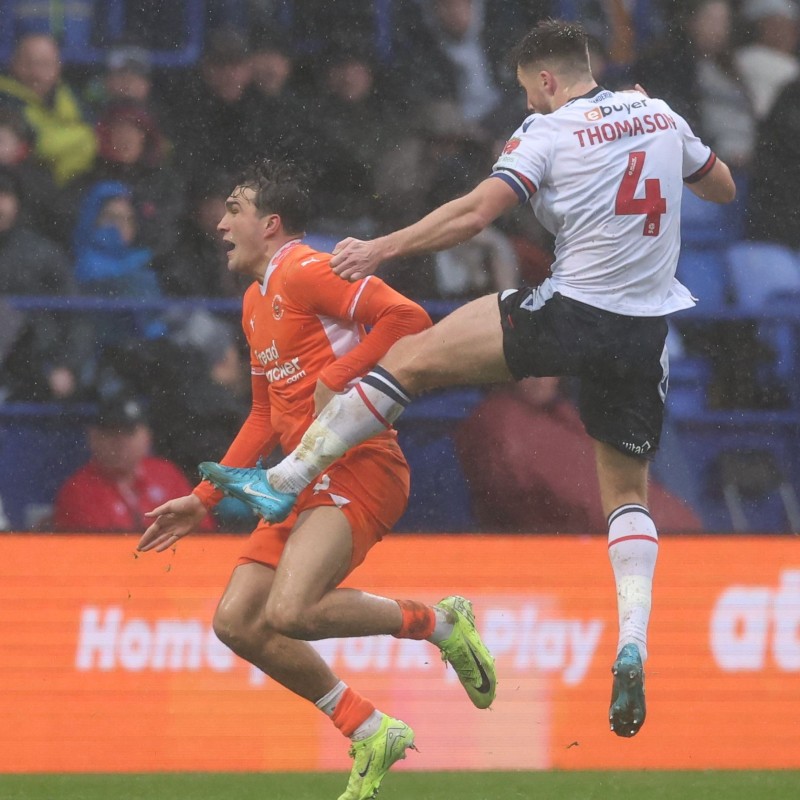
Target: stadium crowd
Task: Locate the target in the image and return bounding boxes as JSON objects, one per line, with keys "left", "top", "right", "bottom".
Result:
{"left": 1, "top": 0, "right": 799, "bottom": 533}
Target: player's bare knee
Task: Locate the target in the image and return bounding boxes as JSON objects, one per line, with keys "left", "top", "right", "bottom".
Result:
{"left": 212, "top": 601, "right": 264, "bottom": 651}
{"left": 212, "top": 607, "right": 248, "bottom": 654}
{"left": 263, "top": 599, "right": 318, "bottom": 640}
{"left": 381, "top": 330, "right": 436, "bottom": 395}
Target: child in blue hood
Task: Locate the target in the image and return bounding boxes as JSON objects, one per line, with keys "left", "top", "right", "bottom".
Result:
{"left": 73, "top": 180, "right": 160, "bottom": 297}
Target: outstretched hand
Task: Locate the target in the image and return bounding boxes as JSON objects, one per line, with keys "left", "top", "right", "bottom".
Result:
{"left": 329, "top": 237, "right": 384, "bottom": 281}
{"left": 138, "top": 494, "right": 207, "bottom": 553}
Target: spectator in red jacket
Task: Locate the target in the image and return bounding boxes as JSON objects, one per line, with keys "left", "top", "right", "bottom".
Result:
{"left": 53, "top": 394, "right": 215, "bottom": 532}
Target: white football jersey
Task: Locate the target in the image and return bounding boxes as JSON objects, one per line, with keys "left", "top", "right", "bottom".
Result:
{"left": 492, "top": 87, "right": 716, "bottom": 316}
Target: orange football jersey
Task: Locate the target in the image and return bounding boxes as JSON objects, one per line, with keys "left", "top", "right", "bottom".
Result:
{"left": 245, "top": 239, "right": 428, "bottom": 450}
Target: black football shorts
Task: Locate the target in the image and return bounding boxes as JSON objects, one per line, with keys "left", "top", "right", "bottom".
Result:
{"left": 498, "top": 286, "right": 669, "bottom": 458}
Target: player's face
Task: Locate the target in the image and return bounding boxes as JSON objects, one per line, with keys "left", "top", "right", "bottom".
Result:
{"left": 517, "top": 64, "right": 551, "bottom": 115}
{"left": 218, "top": 186, "right": 273, "bottom": 278}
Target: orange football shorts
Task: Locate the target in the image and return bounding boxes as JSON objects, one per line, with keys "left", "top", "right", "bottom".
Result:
{"left": 236, "top": 437, "right": 409, "bottom": 577}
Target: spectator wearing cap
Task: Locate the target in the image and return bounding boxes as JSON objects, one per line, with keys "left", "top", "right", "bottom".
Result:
{"left": 70, "top": 103, "right": 185, "bottom": 261}
{"left": 735, "top": 0, "right": 800, "bottom": 119}
{"left": 91, "top": 310, "right": 251, "bottom": 528}
{"left": 104, "top": 45, "right": 153, "bottom": 106}
{"left": 84, "top": 44, "right": 156, "bottom": 118}
{"left": 52, "top": 395, "right": 216, "bottom": 532}
{"left": 0, "top": 33, "right": 96, "bottom": 185}
{"left": 163, "top": 26, "right": 260, "bottom": 177}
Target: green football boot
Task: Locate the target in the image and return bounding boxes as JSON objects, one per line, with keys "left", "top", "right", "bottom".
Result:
{"left": 337, "top": 715, "right": 416, "bottom": 800}
{"left": 436, "top": 595, "right": 497, "bottom": 709}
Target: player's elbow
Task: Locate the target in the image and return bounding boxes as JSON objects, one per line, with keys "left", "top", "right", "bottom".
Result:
{"left": 698, "top": 161, "right": 737, "bottom": 204}
{"left": 705, "top": 181, "right": 736, "bottom": 205}
{"left": 717, "top": 160, "right": 737, "bottom": 203}
{"left": 385, "top": 300, "right": 433, "bottom": 337}
{"left": 407, "top": 302, "right": 433, "bottom": 333}
{"left": 718, "top": 180, "right": 737, "bottom": 204}
{"left": 687, "top": 179, "right": 736, "bottom": 205}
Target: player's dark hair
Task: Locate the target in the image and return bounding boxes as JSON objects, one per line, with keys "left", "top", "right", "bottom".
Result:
{"left": 511, "top": 19, "right": 590, "bottom": 74}
{"left": 236, "top": 158, "right": 311, "bottom": 234}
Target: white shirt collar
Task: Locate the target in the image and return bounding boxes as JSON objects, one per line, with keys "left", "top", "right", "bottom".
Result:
{"left": 259, "top": 238, "right": 302, "bottom": 296}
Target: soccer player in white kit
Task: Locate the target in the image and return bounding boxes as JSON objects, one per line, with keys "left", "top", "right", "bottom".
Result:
{"left": 201, "top": 20, "right": 736, "bottom": 738}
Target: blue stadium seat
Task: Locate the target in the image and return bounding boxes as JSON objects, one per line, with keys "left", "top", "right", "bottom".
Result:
{"left": 0, "top": 403, "right": 91, "bottom": 530}
{"left": 680, "top": 185, "right": 742, "bottom": 248}
{"left": 725, "top": 242, "right": 800, "bottom": 401}
{"left": 302, "top": 232, "right": 340, "bottom": 254}
{"left": 665, "top": 355, "right": 711, "bottom": 417}
{"left": 0, "top": 0, "right": 120, "bottom": 65}
{"left": 552, "top": 0, "right": 664, "bottom": 53}
{"left": 128, "top": 0, "right": 206, "bottom": 69}
{"left": 669, "top": 408, "right": 800, "bottom": 532}
{"left": 675, "top": 246, "right": 730, "bottom": 312}
{"left": 373, "top": 0, "right": 394, "bottom": 62}
{"left": 0, "top": 0, "right": 204, "bottom": 67}
{"left": 727, "top": 241, "right": 800, "bottom": 311}
{"left": 394, "top": 389, "right": 484, "bottom": 532}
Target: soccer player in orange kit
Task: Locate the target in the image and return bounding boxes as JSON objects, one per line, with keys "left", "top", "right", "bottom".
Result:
{"left": 137, "top": 159, "right": 496, "bottom": 800}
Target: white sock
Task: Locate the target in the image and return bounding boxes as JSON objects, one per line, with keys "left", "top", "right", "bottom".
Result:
{"left": 607, "top": 504, "right": 659, "bottom": 662}
{"left": 269, "top": 368, "right": 411, "bottom": 495}
{"left": 315, "top": 680, "right": 347, "bottom": 717}
{"left": 350, "top": 710, "right": 384, "bottom": 741}
{"left": 427, "top": 605, "right": 455, "bottom": 645}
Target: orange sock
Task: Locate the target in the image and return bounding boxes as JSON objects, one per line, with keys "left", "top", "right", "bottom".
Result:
{"left": 330, "top": 687, "right": 376, "bottom": 737}
{"left": 394, "top": 599, "right": 436, "bottom": 640}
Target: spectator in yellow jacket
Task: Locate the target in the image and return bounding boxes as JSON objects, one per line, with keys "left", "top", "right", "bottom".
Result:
{"left": 0, "top": 33, "right": 96, "bottom": 185}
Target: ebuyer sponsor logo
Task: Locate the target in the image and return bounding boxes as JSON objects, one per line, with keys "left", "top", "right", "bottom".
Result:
{"left": 584, "top": 99, "right": 649, "bottom": 122}
{"left": 711, "top": 570, "right": 800, "bottom": 671}
{"left": 75, "top": 601, "right": 604, "bottom": 687}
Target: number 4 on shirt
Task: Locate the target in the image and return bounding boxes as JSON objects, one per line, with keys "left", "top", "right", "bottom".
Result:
{"left": 615, "top": 151, "right": 666, "bottom": 237}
